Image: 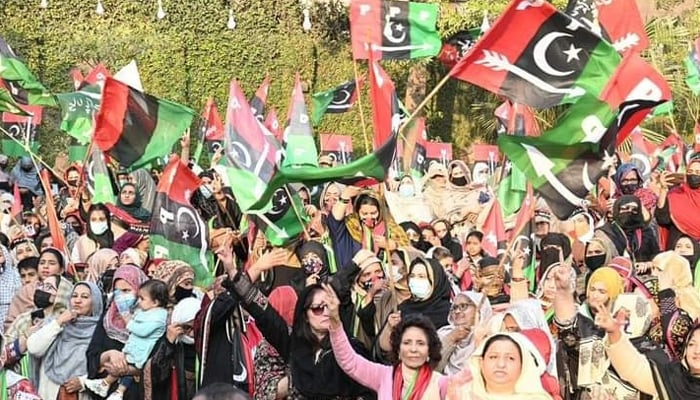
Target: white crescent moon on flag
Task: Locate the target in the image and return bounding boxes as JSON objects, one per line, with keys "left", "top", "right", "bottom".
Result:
{"left": 268, "top": 188, "right": 287, "bottom": 216}
{"left": 533, "top": 32, "right": 575, "bottom": 77}
{"left": 331, "top": 89, "right": 351, "bottom": 105}
{"left": 630, "top": 153, "right": 651, "bottom": 177}
{"left": 176, "top": 207, "right": 201, "bottom": 239}
{"left": 228, "top": 141, "right": 252, "bottom": 169}
{"left": 510, "top": 235, "right": 531, "bottom": 252}
{"left": 383, "top": 20, "right": 407, "bottom": 44}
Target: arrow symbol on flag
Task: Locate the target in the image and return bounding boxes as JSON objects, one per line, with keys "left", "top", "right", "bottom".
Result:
{"left": 253, "top": 212, "right": 290, "bottom": 239}
{"left": 475, "top": 50, "right": 586, "bottom": 98}
{"left": 522, "top": 143, "right": 586, "bottom": 206}
{"left": 613, "top": 33, "right": 640, "bottom": 53}
{"left": 369, "top": 43, "right": 435, "bottom": 53}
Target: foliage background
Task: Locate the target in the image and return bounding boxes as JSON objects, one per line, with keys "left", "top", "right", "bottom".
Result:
{"left": 0, "top": 0, "right": 699, "bottom": 165}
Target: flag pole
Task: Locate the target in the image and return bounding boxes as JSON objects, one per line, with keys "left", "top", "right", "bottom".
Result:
{"left": 283, "top": 185, "right": 312, "bottom": 241}
{"left": 352, "top": 60, "right": 371, "bottom": 154}
{"left": 0, "top": 126, "right": 69, "bottom": 186}
{"left": 398, "top": 73, "right": 451, "bottom": 137}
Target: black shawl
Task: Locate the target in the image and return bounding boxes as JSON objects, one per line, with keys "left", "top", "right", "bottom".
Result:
{"left": 649, "top": 326, "right": 700, "bottom": 400}
{"left": 399, "top": 257, "right": 452, "bottom": 329}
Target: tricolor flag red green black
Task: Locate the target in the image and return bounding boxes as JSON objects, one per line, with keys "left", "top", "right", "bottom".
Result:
{"left": 0, "top": 37, "right": 56, "bottom": 114}
{"left": 311, "top": 80, "right": 359, "bottom": 125}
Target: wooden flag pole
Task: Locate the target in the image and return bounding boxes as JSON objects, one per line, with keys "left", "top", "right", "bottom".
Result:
{"left": 352, "top": 59, "right": 372, "bottom": 155}
{"left": 0, "top": 126, "right": 69, "bottom": 186}
{"left": 398, "top": 72, "right": 452, "bottom": 138}
{"left": 283, "top": 184, "right": 313, "bottom": 241}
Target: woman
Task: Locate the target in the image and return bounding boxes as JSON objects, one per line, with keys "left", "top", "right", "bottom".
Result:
{"left": 26, "top": 281, "right": 103, "bottom": 400}
{"left": 437, "top": 291, "right": 492, "bottom": 375}
{"left": 86, "top": 264, "right": 148, "bottom": 400}
{"left": 10, "top": 238, "right": 39, "bottom": 265}
{"left": 503, "top": 300, "right": 558, "bottom": 377}
{"left": 0, "top": 334, "right": 41, "bottom": 400}
{"left": 0, "top": 243, "right": 20, "bottom": 332}
{"left": 535, "top": 262, "right": 576, "bottom": 332}
{"left": 350, "top": 249, "right": 386, "bottom": 347}
{"left": 657, "top": 159, "right": 700, "bottom": 249}
{"left": 385, "top": 176, "right": 433, "bottom": 225}
{"left": 399, "top": 257, "right": 452, "bottom": 329}
{"left": 599, "top": 300, "right": 700, "bottom": 399}
{"left": 291, "top": 240, "right": 335, "bottom": 293}
{"left": 671, "top": 236, "right": 700, "bottom": 286}
{"left": 328, "top": 281, "right": 447, "bottom": 399}
{"left": 445, "top": 332, "right": 553, "bottom": 399}
{"left": 116, "top": 183, "right": 151, "bottom": 222}
{"left": 71, "top": 204, "right": 115, "bottom": 263}
{"left": 85, "top": 248, "right": 119, "bottom": 283}
{"left": 653, "top": 251, "right": 700, "bottom": 321}
{"left": 158, "top": 261, "right": 199, "bottom": 308}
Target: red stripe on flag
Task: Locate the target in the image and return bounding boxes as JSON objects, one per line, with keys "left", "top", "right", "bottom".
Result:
{"left": 349, "top": 0, "right": 383, "bottom": 59}
{"left": 11, "top": 183, "right": 21, "bottom": 218}
{"left": 94, "top": 77, "right": 130, "bottom": 152}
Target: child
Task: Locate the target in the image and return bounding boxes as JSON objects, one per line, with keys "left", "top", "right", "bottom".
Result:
{"left": 84, "top": 279, "right": 168, "bottom": 400}
{"left": 17, "top": 257, "right": 39, "bottom": 286}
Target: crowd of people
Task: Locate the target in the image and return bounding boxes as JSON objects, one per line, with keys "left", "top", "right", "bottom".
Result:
{"left": 1, "top": 146, "right": 700, "bottom": 400}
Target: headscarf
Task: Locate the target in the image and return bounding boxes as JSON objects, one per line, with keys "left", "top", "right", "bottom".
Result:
{"left": 269, "top": 286, "right": 298, "bottom": 327}
{"left": 85, "top": 248, "right": 119, "bottom": 283}
{"left": 611, "top": 293, "right": 653, "bottom": 340}
{"left": 586, "top": 266, "right": 624, "bottom": 302}
{"left": 163, "top": 261, "right": 195, "bottom": 306}
{"left": 111, "top": 231, "right": 145, "bottom": 255}
{"left": 654, "top": 251, "right": 700, "bottom": 320}
{"left": 520, "top": 329, "right": 562, "bottom": 400}
{"left": 43, "top": 281, "right": 103, "bottom": 384}
{"left": 536, "top": 262, "right": 576, "bottom": 304}
{"left": 446, "top": 332, "right": 552, "bottom": 400}
{"left": 649, "top": 324, "right": 700, "bottom": 400}
{"left": 537, "top": 233, "right": 572, "bottom": 281}
{"left": 129, "top": 169, "right": 157, "bottom": 212}
{"left": 10, "top": 157, "right": 41, "bottom": 195}
{"left": 117, "top": 183, "right": 152, "bottom": 222}
{"left": 399, "top": 257, "right": 452, "bottom": 328}
{"left": 668, "top": 159, "right": 700, "bottom": 241}
{"left": 103, "top": 264, "right": 148, "bottom": 343}
{"left": 3, "top": 257, "right": 39, "bottom": 332}
{"left": 437, "top": 291, "right": 492, "bottom": 375}
{"left": 345, "top": 190, "right": 410, "bottom": 254}
{"left": 152, "top": 259, "right": 192, "bottom": 283}
{"left": 448, "top": 160, "right": 472, "bottom": 187}
{"left": 613, "top": 163, "right": 643, "bottom": 196}
{"left": 295, "top": 241, "right": 332, "bottom": 279}
{"left": 584, "top": 234, "right": 617, "bottom": 271}
{"left": 505, "top": 299, "right": 558, "bottom": 377}
{"left": 671, "top": 235, "right": 700, "bottom": 274}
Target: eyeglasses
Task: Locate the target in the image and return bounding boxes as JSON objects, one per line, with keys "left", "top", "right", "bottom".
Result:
{"left": 307, "top": 303, "right": 328, "bottom": 316}
{"left": 450, "top": 303, "right": 472, "bottom": 313}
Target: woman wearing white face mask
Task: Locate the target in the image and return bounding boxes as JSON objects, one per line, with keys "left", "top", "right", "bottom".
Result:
{"left": 71, "top": 204, "right": 115, "bottom": 263}
{"left": 401, "top": 258, "right": 452, "bottom": 329}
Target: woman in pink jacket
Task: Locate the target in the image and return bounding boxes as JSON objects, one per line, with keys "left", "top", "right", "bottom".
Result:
{"left": 324, "top": 283, "right": 447, "bottom": 400}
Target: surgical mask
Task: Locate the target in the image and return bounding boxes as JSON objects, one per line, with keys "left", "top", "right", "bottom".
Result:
{"left": 200, "top": 185, "right": 213, "bottom": 199}
{"left": 688, "top": 174, "right": 700, "bottom": 189}
{"left": 585, "top": 254, "right": 607, "bottom": 271}
{"left": 90, "top": 221, "right": 109, "bottom": 235}
{"left": 451, "top": 176, "right": 468, "bottom": 187}
{"left": 178, "top": 335, "right": 195, "bottom": 345}
{"left": 620, "top": 183, "right": 639, "bottom": 195}
{"left": 33, "top": 290, "right": 53, "bottom": 309}
{"left": 113, "top": 289, "right": 137, "bottom": 314}
{"left": 408, "top": 278, "right": 431, "bottom": 299}
{"left": 174, "top": 286, "right": 194, "bottom": 302}
{"left": 398, "top": 185, "right": 415, "bottom": 198}
{"left": 362, "top": 217, "right": 378, "bottom": 229}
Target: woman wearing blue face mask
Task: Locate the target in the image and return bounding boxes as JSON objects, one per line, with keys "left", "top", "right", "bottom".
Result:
{"left": 71, "top": 204, "right": 115, "bottom": 263}
{"left": 85, "top": 264, "right": 148, "bottom": 400}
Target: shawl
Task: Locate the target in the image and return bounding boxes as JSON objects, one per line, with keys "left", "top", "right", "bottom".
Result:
{"left": 654, "top": 251, "right": 700, "bottom": 320}
{"left": 117, "top": 183, "right": 152, "bottom": 222}
{"left": 392, "top": 364, "right": 433, "bottom": 400}
{"left": 649, "top": 325, "right": 700, "bottom": 400}
{"left": 10, "top": 158, "right": 41, "bottom": 195}
{"left": 164, "top": 262, "right": 195, "bottom": 307}
{"left": 446, "top": 332, "right": 553, "bottom": 400}
{"left": 668, "top": 160, "right": 700, "bottom": 240}
{"left": 399, "top": 258, "right": 452, "bottom": 329}
{"left": 111, "top": 231, "right": 145, "bottom": 255}
{"left": 505, "top": 299, "right": 558, "bottom": 377}
{"left": 85, "top": 248, "right": 119, "bottom": 283}
{"left": 43, "top": 281, "right": 103, "bottom": 383}
{"left": 345, "top": 208, "right": 409, "bottom": 254}
{"left": 448, "top": 160, "right": 472, "bottom": 188}
{"left": 152, "top": 259, "right": 192, "bottom": 283}
{"left": 3, "top": 280, "right": 35, "bottom": 333}
{"left": 103, "top": 264, "right": 148, "bottom": 343}
{"left": 437, "top": 291, "right": 492, "bottom": 375}
{"left": 130, "top": 169, "right": 157, "bottom": 212}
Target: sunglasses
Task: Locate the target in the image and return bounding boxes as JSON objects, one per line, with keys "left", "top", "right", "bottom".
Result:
{"left": 307, "top": 303, "right": 328, "bottom": 316}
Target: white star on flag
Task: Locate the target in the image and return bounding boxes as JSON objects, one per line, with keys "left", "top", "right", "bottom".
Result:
{"left": 182, "top": 230, "right": 190, "bottom": 240}
{"left": 563, "top": 44, "right": 582, "bottom": 63}
{"left": 486, "top": 232, "right": 497, "bottom": 246}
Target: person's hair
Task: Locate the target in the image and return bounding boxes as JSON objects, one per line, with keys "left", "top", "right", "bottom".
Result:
{"left": 34, "top": 230, "right": 51, "bottom": 250}
{"left": 88, "top": 203, "right": 111, "bottom": 221}
{"left": 431, "top": 247, "right": 453, "bottom": 262}
{"left": 481, "top": 334, "right": 522, "bottom": 365}
{"left": 354, "top": 194, "right": 380, "bottom": 215}
{"left": 0, "top": 232, "right": 9, "bottom": 248}
{"left": 389, "top": 314, "right": 442, "bottom": 369}
{"left": 139, "top": 279, "right": 169, "bottom": 308}
{"left": 17, "top": 256, "right": 39, "bottom": 272}
{"left": 432, "top": 218, "right": 451, "bottom": 231}
{"left": 467, "top": 231, "right": 483, "bottom": 242}
{"left": 193, "top": 383, "right": 251, "bottom": 400}
{"left": 40, "top": 247, "right": 65, "bottom": 272}
{"left": 295, "top": 285, "right": 331, "bottom": 349}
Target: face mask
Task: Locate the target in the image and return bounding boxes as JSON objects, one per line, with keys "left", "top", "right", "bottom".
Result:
{"left": 90, "top": 221, "right": 109, "bottom": 235}
{"left": 67, "top": 180, "right": 79, "bottom": 187}
{"left": 361, "top": 281, "right": 373, "bottom": 291}
{"left": 174, "top": 286, "right": 194, "bottom": 302}
{"left": 178, "top": 335, "right": 195, "bottom": 345}
{"left": 451, "top": 176, "right": 468, "bottom": 187}
{"left": 71, "top": 223, "right": 83, "bottom": 235}
{"left": 113, "top": 289, "right": 137, "bottom": 314}
{"left": 33, "top": 289, "right": 53, "bottom": 309}
{"left": 21, "top": 165, "right": 32, "bottom": 172}
{"left": 391, "top": 265, "right": 403, "bottom": 282}
{"left": 200, "top": 185, "right": 213, "bottom": 199}
{"left": 408, "top": 278, "right": 431, "bottom": 299}
{"left": 616, "top": 213, "right": 644, "bottom": 230}
{"left": 620, "top": 183, "right": 639, "bottom": 195}
{"left": 688, "top": 174, "right": 700, "bottom": 189}
{"left": 398, "top": 185, "right": 415, "bottom": 198}
{"left": 683, "top": 254, "right": 696, "bottom": 267}
{"left": 100, "top": 269, "right": 116, "bottom": 293}
{"left": 362, "top": 217, "right": 378, "bottom": 229}
{"left": 585, "top": 254, "right": 607, "bottom": 271}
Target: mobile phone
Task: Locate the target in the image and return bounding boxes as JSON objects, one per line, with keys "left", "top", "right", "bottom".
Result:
{"left": 668, "top": 173, "right": 685, "bottom": 185}
{"left": 30, "top": 309, "right": 45, "bottom": 321}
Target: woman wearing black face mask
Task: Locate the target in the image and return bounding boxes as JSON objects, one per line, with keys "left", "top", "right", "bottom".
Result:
{"left": 599, "top": 195, "right": 659, "bottom": 265}
{"left": 154, "top": 260, "right": 199, "bottom": 308}
{"left": 657, "top": 159, "right": 700, "bottom": 250}
{"left": 613, "top": 163, "right": 643, "bottom": 196}
{"left": 672, "top": 235, "right": 700, "bottom": 280}
{"left": 536, "top": 233, "right": 572, "bottom": 283}
{"left": 448, "top": 160, "right": 472, "bottom": 188}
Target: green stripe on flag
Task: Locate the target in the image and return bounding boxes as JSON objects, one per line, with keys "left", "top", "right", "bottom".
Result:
{"left": 564, "top": 41, "right": 621, "bottom": 104}
{"left": 685, "top": 55, "right": 700, "bottom": 95}
{"left": 311, "top": 89, "right": 334, "bottom": 125}
{"left": 407, "top": 2, "right": 442, "bottom": 59}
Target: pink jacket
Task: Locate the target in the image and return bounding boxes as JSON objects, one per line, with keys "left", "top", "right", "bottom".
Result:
{"left": 329, "top": 325, "right": 446, "bottom": 400}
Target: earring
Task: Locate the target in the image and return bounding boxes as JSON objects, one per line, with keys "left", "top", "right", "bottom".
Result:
{"left": 426, "top": 357, "right": 430, "bottom": 363}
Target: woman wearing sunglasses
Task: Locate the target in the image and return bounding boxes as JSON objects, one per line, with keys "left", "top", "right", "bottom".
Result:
{"left": 326, "top": 283, "right": 447, "bottom": 399}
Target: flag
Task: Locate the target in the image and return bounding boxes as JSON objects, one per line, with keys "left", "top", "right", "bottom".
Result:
{"left": 424, "top": 141, "right": 452, "bottom": 168}
{"left": 198, "top": 98, "right": 224, "bottom": 155}
{"left": 11, "top": 183, "right": 21, "bottom": 218}
{"left": 39, "top": 170, "right": 67, "bottom": 253}
{"left": 94, "top": 77, "right": 195, "bottom": 169}
{"left": 0, "top": 37, "right": 56, "bottom": 112}
{"left": 68, "top": 137, "right": 88, "bottom": 163}
{"left": 498, "top": 161, "right": 528, "bottom": 217}
{"left": 114, "top": 60, "right": 143, "bottom": 92}
{"left": 450, "top": 0, "right": 620, "bottom": 109}
{"left": 311, "top": 80, "right": 358, "bottom": 125}
{"left": 685, "top": 43, "right": 700, "bottom": 95}
{"left": 1, "top": 105, "right": 41, "bottom": 157}
{"left": 55, "top": 84, "right": 102, "bottom": 145}
{"left": 84, "top": 63, "right": 111, "bottom": 87}
{"left": 437, "top": 13, "right": 490, "bottom": 69}
{"left": 369, "top": 59, "right": 402, "bottom": 149}
{"left": 250, "top": 185, "right": 309, "bottom": 246}
{"left": 282, "top": 74, "right": 319, "bottom": 168}
{"left": 320, "top": 134, "right": 354, "bottom": 165}
{"left": 250, "top": 75, "right": 270, "bottom": 123}
{"left": 223, "top": 79, "right": 279, "bottom": 212}
{"left": 265, "top": 108, "right": 282, "bottom": 142}
{"left": 70, "top": 69, "right": 84, "bottom": 90}
{"left": 349, "top": 0, "right": 441, "bottom": 60}
{"left": 652, "top": 101, "right": 674, "bottom": 116}
{"left": 406, "top": 118, "right": 427, "bottom": 177}
{"left": 481, "top": 199, "right": 507, "bottom": 257}
{"left": 508, "top": 184, "right": 537, "bottom": 289}
{"left": 150, "top": 156, "right": 211, "bottom": 286}
{"left": 494, "top": 100, "right": 541, "bottom": 136}
{"left": 85, "top": 146, "right": 116, "bottom": 204}
{"left": 566, "top": 0, "right": 648, "bottom": 55}
{"left": 653, "top": 131, "right": 686, "bottom": 173}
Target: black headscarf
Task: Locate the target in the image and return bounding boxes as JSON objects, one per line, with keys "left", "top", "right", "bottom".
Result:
{"left": 537, "top": 233, "right": 572, "bottom": 281}
{"left": 650, "top": 325, "right": 700, "bottom": 400}
{"left": 399, "top": 257, "right": 451, "bottom": 329}
{"left": 295, "top": 241, "right": 331, "bottom": 279}
{"left": 671, "top": 235, "right": 700, "bottom": 274}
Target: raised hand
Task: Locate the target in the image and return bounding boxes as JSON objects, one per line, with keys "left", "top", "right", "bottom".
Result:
{"left": 322, "top": 283, "right": 341, "bottom": 328}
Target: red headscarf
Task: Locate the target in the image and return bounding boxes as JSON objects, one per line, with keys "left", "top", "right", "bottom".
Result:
{"left": 520, "top": 329, "right": 563, "bottom": 400}
{"left": 668, "top": 161, "right": 700, "bottom": 241}
{"left": 268, "top": 285, "right": 297, "bottom": 327}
